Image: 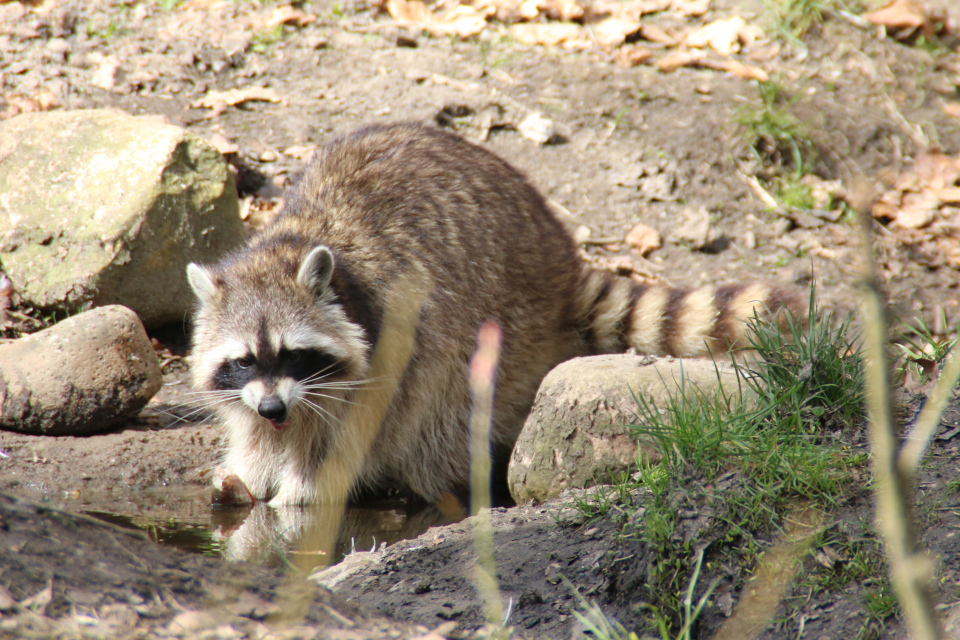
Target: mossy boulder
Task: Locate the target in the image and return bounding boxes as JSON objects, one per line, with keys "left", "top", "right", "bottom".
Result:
{"left": 0, "top": 109, "right": 243, "bottom": 327}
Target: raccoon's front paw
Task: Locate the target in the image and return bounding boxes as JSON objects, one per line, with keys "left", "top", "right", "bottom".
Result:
{"left": 212, "top": 467, "right": 255, "bottom": 507}
{"left": 268, "top": 479, "right": 319, "bottom": 506}
{"left": 267, "top": 489, "right": 307, "bottom": 507}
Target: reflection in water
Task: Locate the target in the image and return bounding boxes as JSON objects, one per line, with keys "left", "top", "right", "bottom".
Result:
{"left": 85, "top": 495, "right": 459, "bottom": 569}
{"left": 84, "top": 509, "right": 226, "bottom": 557}
{"left": 213, "top": 499, "right": 457, "bottom": 568}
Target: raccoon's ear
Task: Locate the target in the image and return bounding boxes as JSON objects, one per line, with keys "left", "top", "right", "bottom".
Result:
{"left": 187, "top": 263, "right": 219, "bottom": 305}
{"left": 297, "top": 246, "right": 335, "bottom": 296}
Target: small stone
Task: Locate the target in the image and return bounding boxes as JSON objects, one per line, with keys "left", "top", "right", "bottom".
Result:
{"left": 413, "top": 580, "right": 431, "bottom": 594}
{"left": 518, "top": 111, "right": 556, "bottom": 145}
{"left": 45, "top": 38, "right": 70, "bottom": 54}
{"left": 92, "top": 55, "right": 124, "bottom": 89}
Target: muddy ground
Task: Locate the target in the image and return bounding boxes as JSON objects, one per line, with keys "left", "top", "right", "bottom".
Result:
{"left": 3, "top": 0, "right": 960, "bottom": 638}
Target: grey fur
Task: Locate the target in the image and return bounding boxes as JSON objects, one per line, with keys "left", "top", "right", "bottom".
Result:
{"left": 188, "top": 122, "right": 801, "bottom": 505}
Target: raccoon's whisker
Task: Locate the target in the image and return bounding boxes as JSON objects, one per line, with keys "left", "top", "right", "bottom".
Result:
{"left": 302, "top": 378, "right": 375, "bottom": 389}
{"left": 300, "top": 363, "right": 346, "bottom": 385}
{"left": 182, "top": 390, "right": 244, "bottom": 399}
{"left": 304, "top": 391, "right": 357, "bottom": 406}
{"left": 145, "top": 406, "right": 207, "bottom": 426}
{"left": 301, "top": 384, "right": 367, "bottom": 393}
{"left": 298, "top": 398, "right": 339, "bottom": 426}
{"left": 173, "top": 397, "right": 242, "bottom": 413}
{"left": 150, "top": 401, "right": 232, "bottom": 426}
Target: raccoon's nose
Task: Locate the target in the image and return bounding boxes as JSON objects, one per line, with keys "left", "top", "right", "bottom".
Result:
{"left": 258, "top": 396, "right": 287, "bottom": 422}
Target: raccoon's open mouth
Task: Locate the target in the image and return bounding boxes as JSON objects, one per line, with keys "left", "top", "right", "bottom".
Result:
{"left": 268, "top": 419, "right": 290, "bottom": 430}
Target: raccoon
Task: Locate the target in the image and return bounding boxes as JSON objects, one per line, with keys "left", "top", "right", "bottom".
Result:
{"left": 187, "top": 121, "right": 800, "bottom": 506}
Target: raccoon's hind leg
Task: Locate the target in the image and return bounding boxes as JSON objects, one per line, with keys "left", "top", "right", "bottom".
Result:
{"left": 575, "top": 269, "right": 804, "bottom": 358}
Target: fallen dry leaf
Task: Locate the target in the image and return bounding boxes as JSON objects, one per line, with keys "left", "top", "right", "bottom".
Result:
{"left": 191, "top": 86, "right": 283, "bottom": 109}
{"left": 656, "top": 48, "right": 707, "bottom": 72}
{"left": 615, "top": 44, "right": 654, "bottom": 67}
{"left": 683, "top": 16, "right": 763, "bottom": 56}
{"left": 638, "top": 23, "right": 681, "bottom": 46}
{"left": 624, "top": 223, "right": 662, "bottom": 256}
{"left": 894, "top": 191, "right": 940, "bottom": 229}
{"left": 264, "top": 5, "right": 316, "bottom": 28}
{"left": 708, "top": 58, "right": 768, "bottom": 81}
{"left": 595, "top": 0, "right": 670, "bottom": 21}
{"left": 671, "top": 0, "right": 710, "bottom": 17}
{"left": 283, "top": 144, "right": 318, "bottom": 161}
{"left": 593, "top": 16, "right": 643, "bottom": 48}
{"left": 388, "top": 0, "right": 488, "bottom": 38}
{"left": 872, "top": 150, "right": 960, "bottom": 270}
{"left": 472, "top": 0, "right": 524, "bottom": 23}
{"left": 801, "top": 175, "right": 846, "bottom": 212}
{"left": 912, "top": 150, "right": 960, "bottom": 189}
{"left": 509, "top": 22, "right": 589, "bottom": 48}
{"left": 862, "top": 0, "right": 933, "bottom": 37}
{"left": 653, "top": 49, "right": 766, "bottom": 79}
{"left": 932, "top": 186, "right": 960, "bottom": 204}
{"left": 0, "top": 89, "right": 60, "bottom": 119}
{"left": 943, "top": 102, "right": 960, "bottom": 118}
{"left": 207, "top": 132, "right": 238, "bottom": 155}
{"left": 522, "top": 0, "right": 584, "bottom": 21}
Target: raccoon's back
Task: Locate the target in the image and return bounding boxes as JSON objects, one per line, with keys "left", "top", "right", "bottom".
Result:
{"left": 274, "top": 122, "right": 583, "bottom": 313}
{"left": 270, "top": 124, "right": 590, "bottom": 483}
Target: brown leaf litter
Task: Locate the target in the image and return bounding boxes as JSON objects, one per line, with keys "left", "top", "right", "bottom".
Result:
{"left": 873, "top": 149, "right": 960, "bottom": 270}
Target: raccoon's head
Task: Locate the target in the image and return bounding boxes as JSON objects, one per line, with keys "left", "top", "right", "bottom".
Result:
{"left": 186, "top": 245, "right": 370, "bottom": 431}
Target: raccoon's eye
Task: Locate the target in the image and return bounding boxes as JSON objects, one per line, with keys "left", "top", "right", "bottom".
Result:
{"left": 286, "top": 349, "right": 302, "bottom": 362}
{"left": 236, "top": 356, "right": 255, "bottom": 368}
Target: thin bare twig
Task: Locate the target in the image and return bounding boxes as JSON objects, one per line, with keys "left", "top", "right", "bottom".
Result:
{"left": 858, "top": 209, "right": 941, "bottom": 640}
{"left": 469, "top": 322, "right": 505, "bottom": 627}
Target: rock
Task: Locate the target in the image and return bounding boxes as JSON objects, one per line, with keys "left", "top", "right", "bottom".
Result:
{"left": 0, "top": 305, "right": 162, "bottom": 436}
{"left": 508, "top": 354, "right": 746, "bottom": 504}
{"left": 313, "top": 549, "right": 384, "bottom": 590}
{"left": 0, "top": 109, "right": 243, "bottom": 327}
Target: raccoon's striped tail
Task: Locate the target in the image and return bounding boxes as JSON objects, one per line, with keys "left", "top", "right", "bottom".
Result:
{"left": 575, "top": 269, "right": 805, "bottom": 357}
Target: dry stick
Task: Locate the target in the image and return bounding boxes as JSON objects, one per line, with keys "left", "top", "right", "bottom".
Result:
{"left": 711, "top": 508, "right": 822, "bottom": 640}
{"left": 271, "top": 264, "right": 431, "bottom": 628}
{"left": 469, "top": 322, "right": 505, "bottom": 627}
{"left": 858, "top": 210, "right": 942, "bottom": 640}
{"left": 899, "top": 341, "right": 960, "bottom": 474}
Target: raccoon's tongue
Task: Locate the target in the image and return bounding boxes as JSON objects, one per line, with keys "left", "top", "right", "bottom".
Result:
{"left": 269, "top": 419, "right": 290, "bottom": 430}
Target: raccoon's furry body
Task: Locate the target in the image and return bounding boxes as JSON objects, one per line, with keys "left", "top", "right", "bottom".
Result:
{"left": 188, "top": 122, "right": 799, "bottom": 506}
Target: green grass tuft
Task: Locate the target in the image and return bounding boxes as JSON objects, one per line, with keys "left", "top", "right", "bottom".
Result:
{"left": 737, "top": 81, "right": 817, "bottom": 178}
{"left": 762, "top": 0, "right": 868, "bottom": 43}
{"left": 574, "top": 284, "right": 870, "bottom": 636}
{"left": 894, "top": 308, "right": 960, "bottom": 387}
